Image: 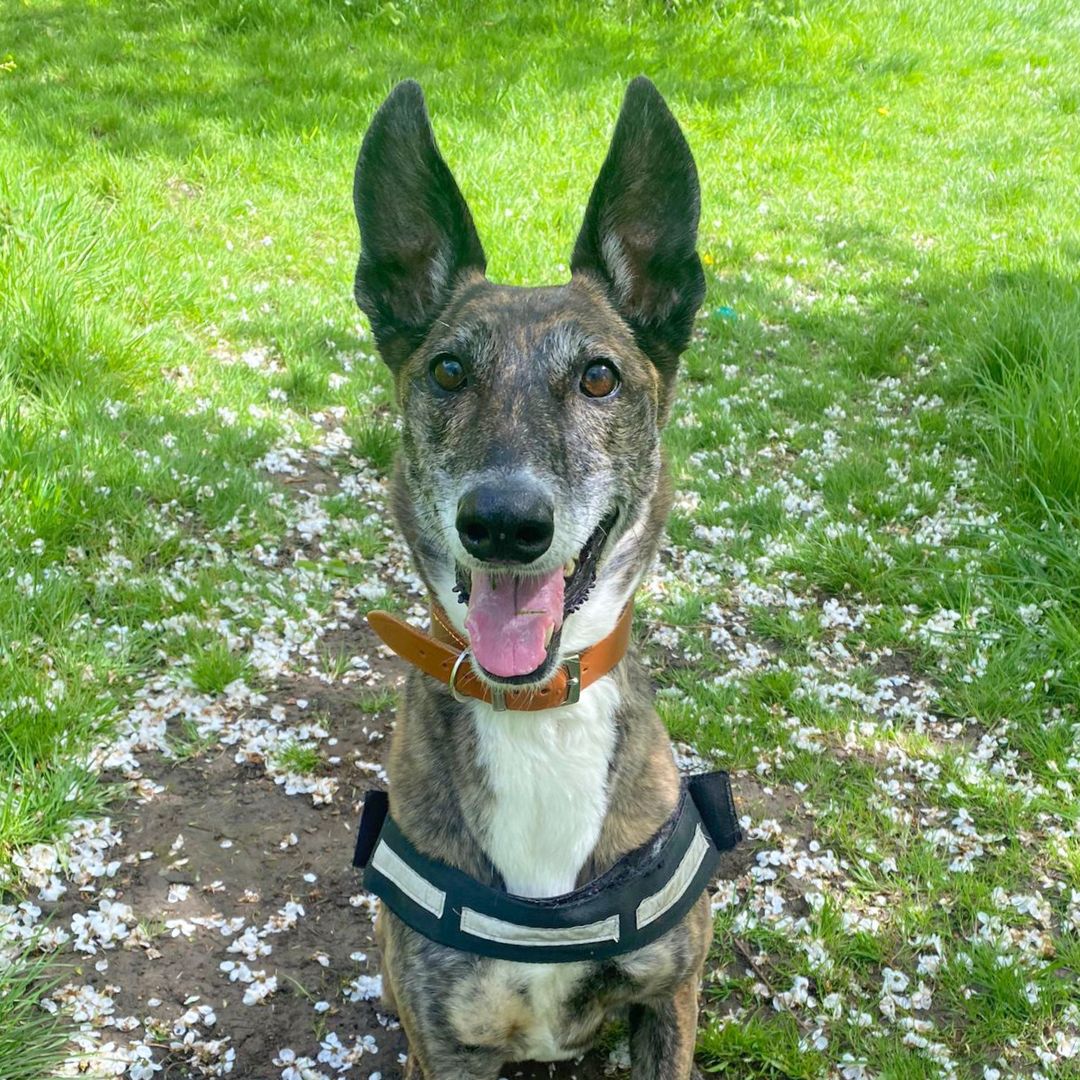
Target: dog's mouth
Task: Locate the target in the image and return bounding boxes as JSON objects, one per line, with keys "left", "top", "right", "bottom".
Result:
{"left": 453, "top": 509, "right": 618, "bottom": 684}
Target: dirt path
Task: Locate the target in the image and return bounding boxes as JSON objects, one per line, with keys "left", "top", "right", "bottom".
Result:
{"left": 42, "top": 621, "right": 755, "bottom": 1079}
{"left": 74, "top": 654, "right": 414, "bottom": 1079}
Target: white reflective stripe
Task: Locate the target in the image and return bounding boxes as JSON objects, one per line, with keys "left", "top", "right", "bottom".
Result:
{"left": 370, "top": 841, "right": 446, "bottom": 919}
{"left": 635, "top": 824, "right": 710, "bottom": 930}
{"left": 460, "top": 908, "right": 620, "bottom": 948}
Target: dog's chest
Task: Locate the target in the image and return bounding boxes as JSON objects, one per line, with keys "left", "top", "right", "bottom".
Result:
{"left": 470, "top": 676, "right": 619, "bottom": 897}
{"left": 460, "top": 679, "right": 619, "bottom": 1060}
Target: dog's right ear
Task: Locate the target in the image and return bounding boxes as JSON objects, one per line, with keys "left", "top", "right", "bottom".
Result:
{"left": 353, "top": 81, "right": 486, "bottom": 368}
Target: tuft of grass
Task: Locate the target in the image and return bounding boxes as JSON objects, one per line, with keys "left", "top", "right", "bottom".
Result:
{"left": 0, "top": 949, "right": 71, "bottom": 1080}
{"left": 965, "top": 275, "right": 1080, "bottom": 522}
{"left": 344, "top": 414, "right": 399, "bottom": 475}
{"left": 699, "top": 1014, "right": 825, "bottom": 1078}
{"left": 356, "top": 689, "right": 398, "bottom": 715}
{"left": 0, "top": 744, "right": 108, "bottom": 856}
{"left": 189, "top": 641, "right": 250, "bottom": 695}
{"left": 275, "top": 359, "right": 330, "bottom": 409}
{"left": 274, "top": 743, "right": 321, "bottom": 776}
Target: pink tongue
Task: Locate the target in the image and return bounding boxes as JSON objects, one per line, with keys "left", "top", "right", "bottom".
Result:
{"left": 464, "top": 570, "right": 565, "bottom": 678}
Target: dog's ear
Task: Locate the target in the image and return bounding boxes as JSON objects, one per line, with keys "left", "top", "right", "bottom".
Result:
{"left": 571, "top": 77, "right": 705, "bottom": 374}
{"left": 353, "top": 81, "right": 486, "bottom": 368}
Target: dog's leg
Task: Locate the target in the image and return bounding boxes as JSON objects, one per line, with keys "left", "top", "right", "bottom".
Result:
{"left": 374, "top": 902, "right": 401, "bottom": 1014}
{"left": 400, "top": 1048, "right": 502, "bottom": 1080}
{"left": 379, "top": 919, "right": 503, "bottom": 1079}
{"left": 628, "top": 977, "right": 701, "bottom": 1080}
{"left": 395, "top": 1004, "right": 503, "bottom": 1080}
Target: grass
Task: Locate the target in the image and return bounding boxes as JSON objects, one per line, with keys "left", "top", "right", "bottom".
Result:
{"left": 966, "top": 275, "right": 1080, "bottom": 522}
{"left": 189, "top": 640, "right": 251, "bottom": 695}
{"left": 0, "top": 949, "right": 70, "bottom": 1080}
{"left": 274, "top": 743, "right": 323, "bottom": 777}
{"left": 1, "top": 0, "right": 1079, "bottom": 1074}
{"left": 700, "top": 1014, "right": 823, "bottom": 1078}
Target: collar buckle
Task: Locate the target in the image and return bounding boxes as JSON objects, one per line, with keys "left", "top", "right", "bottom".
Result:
{"left": 561, "top": 655, "right": 582, "bottom": 706}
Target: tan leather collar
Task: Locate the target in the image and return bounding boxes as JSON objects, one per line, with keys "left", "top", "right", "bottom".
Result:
{"left": 366, "top": 601, "right": 633, "bottom": 712}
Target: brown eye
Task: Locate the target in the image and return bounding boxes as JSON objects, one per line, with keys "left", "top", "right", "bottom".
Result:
{"left": 431, "top": 354, "right": 466, "bottom": 392}
{"left": 580, "top": 361, "right": 620, "bottom": 399}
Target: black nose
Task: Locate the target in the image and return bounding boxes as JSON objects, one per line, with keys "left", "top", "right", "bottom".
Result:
{"left": 456, "top": 482, "right": 555, "bottom": 564}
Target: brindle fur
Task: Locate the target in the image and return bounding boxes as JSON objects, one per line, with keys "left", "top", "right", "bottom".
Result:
{"left": 352, "top": 77, "right": 709, "bottom": 1077}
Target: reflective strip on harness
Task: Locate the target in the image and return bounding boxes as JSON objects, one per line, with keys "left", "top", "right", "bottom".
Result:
{"left": 635, "top": 824, "right": 710, "bottom": 930}
{"left": 352, "top": 771, "right": 742, "bottom": 965}
{"left": 460, "top": 908, "right": 620, "bottom": 949}
{"left": 370, "top": 840, "right": 446, "bottom": 919}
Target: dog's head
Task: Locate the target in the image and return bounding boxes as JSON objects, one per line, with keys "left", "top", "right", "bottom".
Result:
{"left": 353, "top": 78, "right": 704, "bottom": 689}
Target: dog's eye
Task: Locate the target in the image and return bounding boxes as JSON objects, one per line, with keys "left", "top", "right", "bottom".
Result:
{"left": 431, "top": 354, "right": 467, "bottom": 392}
{"left": 580, "top": 361, "right": 620, "bottom": 399}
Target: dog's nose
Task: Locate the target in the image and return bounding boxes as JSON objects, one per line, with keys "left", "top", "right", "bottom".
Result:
{"left": 456, "top": 482, "right": 555, "bottom": 564}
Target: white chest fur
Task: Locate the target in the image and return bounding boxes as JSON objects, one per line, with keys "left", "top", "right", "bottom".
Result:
{"left": 464, "top": 676, "right": 620, "bottom": 1061}
{"left": 470, "top": 675, "right": 620, "bottom": 899}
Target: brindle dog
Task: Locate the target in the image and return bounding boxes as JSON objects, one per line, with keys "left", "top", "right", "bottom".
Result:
{"left": 352, "top": 77, "right": 709, "bottom": 1078}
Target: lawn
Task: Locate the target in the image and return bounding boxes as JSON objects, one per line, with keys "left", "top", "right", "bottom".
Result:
{"left": 1, "top": 0, "right": 1079, "bottom": 1076}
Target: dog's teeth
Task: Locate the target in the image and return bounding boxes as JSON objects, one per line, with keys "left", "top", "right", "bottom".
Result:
{"left": 544, "top": 624, "right": 554, "bottom": 647}
{"left": 563, "top": 558, "right": 577, "bottom": 578}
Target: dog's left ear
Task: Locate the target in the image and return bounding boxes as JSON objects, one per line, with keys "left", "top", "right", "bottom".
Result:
{"left": 571, "top": 77, "right": 705, "bottom": 374}
{"left": 353, "top": 80, "right": 486, "bottom": 368}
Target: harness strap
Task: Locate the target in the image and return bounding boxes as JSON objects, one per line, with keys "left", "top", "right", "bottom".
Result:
{"left": 688, "top": 772, "right": 742, "bottom": 852}
{"left": 352, "top": 771, "right": 742, "bottom": 964}
{"left": 352, "top": 789, "right": 388, "bottom": 869}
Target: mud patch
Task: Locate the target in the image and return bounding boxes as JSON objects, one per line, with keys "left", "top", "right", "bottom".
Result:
{"left": 90, "top": 751, "right": 407, "bottom": 1079}
{"left": 40, "top": 679, "right": 767, "bottom": 1079}
{"left": 45, "top": 673, "right": 645, "bottom": 1078}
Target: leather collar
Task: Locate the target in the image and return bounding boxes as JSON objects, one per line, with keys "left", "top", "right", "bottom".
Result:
{"left": 366, "top": 601, "right": 634, "bottom": 712}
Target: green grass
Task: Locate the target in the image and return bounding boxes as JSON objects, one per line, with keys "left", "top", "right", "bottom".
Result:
{"left": 274, "top": 743, "right": 322, "bottom": 777}
{"left": 700, "top": 1013, "right": 824, "bottom": 1078}
{"left": 0, "top": 949, "right": 70, "bottom": 1080}
{"left": 344, "top": 414, "right": 400, "bottom": 474}
{"left": 1, "top": 0, "right": 1079, "bottom": 1074}
{"left": 189, "top": 639, "right": 251, "bottom": 695}
{"left": 965, "top": 275, "right": 1080, "bottom": 522}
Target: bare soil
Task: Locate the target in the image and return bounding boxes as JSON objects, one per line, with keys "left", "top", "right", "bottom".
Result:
{"left": 52, "top": 631, "right": 758, "bottom": 1078}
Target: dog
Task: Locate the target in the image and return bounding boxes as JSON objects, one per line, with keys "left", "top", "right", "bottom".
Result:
{"left": 351, "top": 76, "right": 718, "bottom": 1078}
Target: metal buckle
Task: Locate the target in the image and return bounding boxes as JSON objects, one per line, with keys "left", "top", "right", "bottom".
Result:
{"left": 562, "top": 655, "right": 582, "bottom": 706}
{"left": 449, "top": 649, "right": 506, "bottom": 712}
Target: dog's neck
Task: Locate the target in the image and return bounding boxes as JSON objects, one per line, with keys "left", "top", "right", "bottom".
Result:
{"left": 426, "top": 553, "right": 641, "bottom": 898}
{"left": 466, "top": 677, "right": 622, "bottom": 897}
{"left": 401, "top": 493, "right": 667, "bottom": 896}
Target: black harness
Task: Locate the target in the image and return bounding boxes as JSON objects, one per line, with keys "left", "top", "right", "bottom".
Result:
{"left": 352, "top": 771, "right": 741, "bottom": 964}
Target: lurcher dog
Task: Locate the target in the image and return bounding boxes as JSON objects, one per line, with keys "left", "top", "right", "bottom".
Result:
{"left": 351, "top": 77, "right": 715, "bottom": 1078}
